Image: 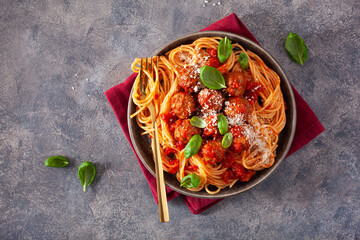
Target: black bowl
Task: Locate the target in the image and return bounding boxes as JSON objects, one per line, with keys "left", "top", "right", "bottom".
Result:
{"left": 127, "top": 31, "right": 296, "bottom": 199}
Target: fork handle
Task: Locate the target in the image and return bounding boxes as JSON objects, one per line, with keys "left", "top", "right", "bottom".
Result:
{"left": 150, "top": 106, "right": 169, "bottom": 222}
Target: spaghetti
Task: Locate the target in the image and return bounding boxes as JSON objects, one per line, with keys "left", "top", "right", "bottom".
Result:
{"left": 130, "top": 37, "right": 286, "bottom": 194}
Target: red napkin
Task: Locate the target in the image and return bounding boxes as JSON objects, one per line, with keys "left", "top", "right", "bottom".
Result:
{"left": 105, "top": 13, "right": 325, "bottom": 214}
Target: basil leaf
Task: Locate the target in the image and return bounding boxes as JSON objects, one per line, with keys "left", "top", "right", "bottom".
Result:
{"left": 222, "top": 132, "right": 233, "bottom": 149}
{"left": 190, "top": 116, "right": 206, "bottom": 128}
{"left": 184, "top": 134, "right": 202, "bottom": 158}
{"left": 285, "top": 32, "right": 308, "bottom": 65}
{"left": 78, "top": 161, "right": 96, "bottom": 192}
{"left": 217, "top": 114, "right": 228, "bottom": 135}
{"left": 44, "top": 155, "right": 69, "bottom": 168}
{"left": 238, "top": 52, "right": 249, "bottom": 69}
{"left": 217, "top": 37, "right": 232, "bottom": 63}
{"left": 200, "top": 66, "right": 226, "bottom": 90}
{"left": 180, "top": 173, "right": 201, "bottom": 188}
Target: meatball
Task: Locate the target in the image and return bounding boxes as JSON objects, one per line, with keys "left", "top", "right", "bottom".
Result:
{"left": 197, "top": 89, "right": 224, "bottom": 112}
{"left": 197, "top": 49, "right": 222, "bottom": 68}
{"left": 228, "top": 126, "right": 249, "bottom": 153}
{"left": 225, "top": 72, "right": 249, "bottom": 97}
{"left": 201, "top": 138, "right": 227, "bottom": 165}
{"left": 173, "top": 119, "right": 202, "bottom": 143}
{"left": 222, "top": 151, "right": 242, "bottom": 168}
{"left": 202, "top": 115, "right": 219, "bottom": 138}
{"left": 171, "top": 92, "right": 196, "bottom": 119}
{"left": 224, "top": 97, "right": 252, "bottom": 120}
{"left": 178, "top": 67, "right": 199, "bottom": 92}
{"left": 231, "top": 136, "right": 249, "bottom": 153}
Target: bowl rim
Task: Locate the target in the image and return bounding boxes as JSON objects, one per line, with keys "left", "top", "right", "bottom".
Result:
{"left": 127, "top": 31, "right": 297, "bottom": 199}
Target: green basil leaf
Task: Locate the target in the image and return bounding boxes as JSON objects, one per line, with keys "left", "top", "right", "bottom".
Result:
{"left": 222, "top": 132, "right": 233, "bottom": 149}
{"left": 180, "top": 173, "right": 201, "bottom": 188}
{"left": 190, "top": 116, "right": 206, "bottom": 128}
{"left": 184, "top": 134, "right": 202, "bottom": 158}
{"left": 238, "top": 52, "right": 249, "bottom": 69}
{"left": 78, "top": 161, "right": 96, "bottom": 192}
{"left": 200, "top": 66, "right": 226, "bottom": 90}
{"left": 44, "top": 155, "right": 69, "bottom": 168}
{"left": 217, "top": 114, "right": 228, "bottom": 135}
{"left": 217, "top": 37, "right": 232, "bottom": 63}
{"left": 285, "top": 32, "right": 308, "bottom": 65}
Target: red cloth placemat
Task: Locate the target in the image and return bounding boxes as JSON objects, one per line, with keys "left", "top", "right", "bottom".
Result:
{"left": 105, "top": 13, "right": 325, "bottom": 214}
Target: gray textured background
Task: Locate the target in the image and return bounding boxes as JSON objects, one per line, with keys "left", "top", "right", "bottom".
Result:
{"left": 1, "top": 0, "right": 359, "bottom": 239}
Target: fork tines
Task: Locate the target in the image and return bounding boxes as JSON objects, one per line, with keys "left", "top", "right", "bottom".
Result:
{"left": 139, "top": 57, "right": 158, "bottom": 95}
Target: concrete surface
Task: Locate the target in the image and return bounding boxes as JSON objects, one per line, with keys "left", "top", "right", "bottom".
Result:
{"left": 0, "top": 0, "right": 359, "bottom": 239}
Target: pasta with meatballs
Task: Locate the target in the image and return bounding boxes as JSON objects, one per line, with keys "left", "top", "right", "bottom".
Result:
{"left": 130, "top": 37, "right": 286, "bottom": 194}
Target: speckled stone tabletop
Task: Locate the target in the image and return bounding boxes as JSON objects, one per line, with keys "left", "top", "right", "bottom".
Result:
{"left": 1, "top": 0, "right": 359, "bottom": 239}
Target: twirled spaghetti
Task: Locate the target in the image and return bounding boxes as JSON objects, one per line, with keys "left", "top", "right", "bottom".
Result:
{"left": 130, "top": 37, "right": 286, "bottom": 194}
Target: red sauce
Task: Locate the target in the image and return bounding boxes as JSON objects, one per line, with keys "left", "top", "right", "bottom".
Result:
{"left": 229, "top": 126, "right": 242, "bottom": 137}
{"left": 233, "top": 142, "right": 242, "bottom": 153}
{"left": 246, "top": 81, "right": 264, "bottom": 92}
{"left": 164, "top": 148, "right": 179, "bottom": 174}
{"left": 164, "top": 147, "right": 176, "bottom": 157}
{"left": 222, "top": 152, "right": 255, "bottom": 183}
{"left": 222, "top": 162, "right": 255, "bottom": 183}
{"left": 208, "top": 48, "right": 217, "bottom": 58}
{"left": 222, "top": 152, "right": 237, "bottom": 168}
{"left": 244, "top": 81, "right": 264, "bottom": 104}
{"left": 175, "top": 141, "right": 186, "bottom": 150}
{"left": 206, "top": 49, "right": 222, "bottom": 68}
{"left": 202, "top": 145, "right": 217, "bottom": 158}
{"left": 168, "top": 159, "right": 179, "bottom": 174}
{"left": 185, "top": 165, "right": 199, "bottom": 171}
{"left": 161, "top": 112, "right": 177, "bottom": 126}
{"left": 231, "top": 163, "right": 255, "bottom": 182}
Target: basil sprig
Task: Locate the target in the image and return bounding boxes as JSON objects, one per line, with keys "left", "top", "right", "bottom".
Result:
{"left": 180, "top": 173, "right": 201, "bottom": 188}
{"left": 78, "top": 161, "right": 96, "bottom": 192}
{"left": 222, "top": 132, "right": 233, "bottom": 148}
{"left": 217, "top": 37, "right": 232, "bottom": 63}
{"left": 184, "top": 134, "right": 202, "bottom": 158}
{"left": 44, "top": 155, "right": 69, "bottom": 168}
{"left": 238, "top": 52, "right": 249, "bottom": 69}
{"left": 285, "top": 32, "right": 308, "bottom": 65}
{"left": 190, "top": 116, "right": 207, "bottom": 128}
{"left": 217, "top": 114, "right": 228, "bottom": 135}
{"left": 200, "top": 66, "right": 226, "bottom": 90}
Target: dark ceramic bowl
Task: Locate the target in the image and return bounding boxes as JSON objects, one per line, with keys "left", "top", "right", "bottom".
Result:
{"left": 128, "top": 31, "right": 296, "bottom": 199}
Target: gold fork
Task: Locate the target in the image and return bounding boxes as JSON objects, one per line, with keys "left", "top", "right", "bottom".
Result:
{"left": 139, "top": 57, "right": 169, "bottom": 222}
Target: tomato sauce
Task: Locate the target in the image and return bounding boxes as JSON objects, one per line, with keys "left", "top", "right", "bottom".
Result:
{"left": 185, "top": 165, "right": 199, "bottom": 171}
{"left": 222, "top": 161, "right": 255, "bottom": 184}
{"left": 168, "top": 159, "right": 179, "bottom": 174}
{"left": 229, "top": 126, "right": 242, "bottom": 137}
{"left": 206, "top": 49, "right": 222, "bottom": 68}
{"left": 161, "top": 112, "right": 177, "bottom": 126}
{"left": 244, "top": 81, "right": 264, "bottom": 104}
{"left": 164, "top": 147, "right": 176, "bottom": 157}
{"left": 175, "top": 141, "right": 186, "bottom": 150}
{"left": 221, "top": 152, "right": 255, "bottom": 183}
